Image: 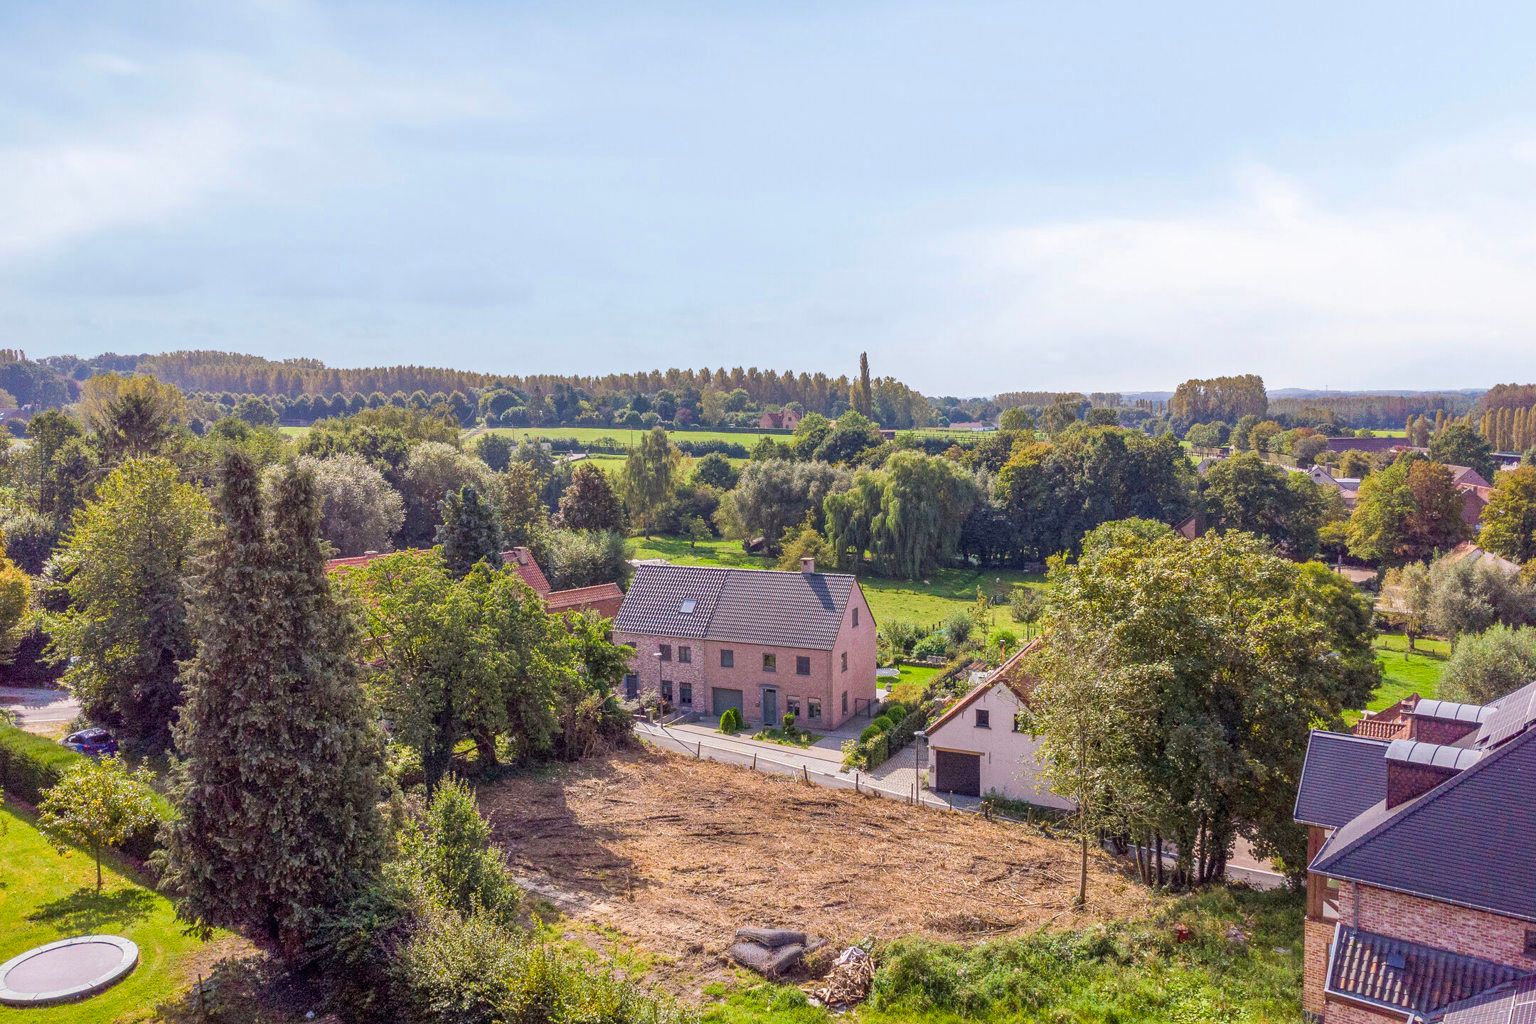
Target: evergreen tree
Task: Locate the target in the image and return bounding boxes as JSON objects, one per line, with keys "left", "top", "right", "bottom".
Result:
{"left": 558, "top": 462, "right": 624, "bottom": 531}
{"left": 852, "top": 352, "right": 874, "bottom": 418}
{"left": 164, "top": 454, "right": 384, "bottom": 959}
{"left": 437, "top": 484, "right": 503, "bottom": 576}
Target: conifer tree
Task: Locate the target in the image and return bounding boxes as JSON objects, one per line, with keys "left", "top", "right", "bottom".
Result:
{"left": 164, "top": 454, "right": 384, "bottom": 958}
{"left": 436, "top": 484, "right": 503, "bottom": 576}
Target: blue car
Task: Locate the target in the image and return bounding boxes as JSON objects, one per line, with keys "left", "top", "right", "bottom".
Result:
{"left": 62, "top": 728, "right": 118, "bottom": 757}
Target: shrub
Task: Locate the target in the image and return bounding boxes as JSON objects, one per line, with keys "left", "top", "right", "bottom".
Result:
{"left": 720, "top": 708, "right": 743, "bottom": 733}
{"left": 944, "top": 613, "right": 974, "bottom": 647}
{"left": 781, "top": 712, "right": 797, "bottom": 734}
{"left": 883, "top": 701, "right": 907, "bottom": 721}
{"left": 871, "top": 714, "right": 895, "bottom": 732}
{"left": 859, "top": 724, "right": 882, "bottom": 743}
{"left": 912, "top": 632, "right": 950, "bottom": 660}
{"left": 879, "top": 620, "right": 925, "bottom": 657}
{"left": 0, "top": 723, "right": 82, "bottom": 803}
{"left": 393, "top": 775, "right": 520, "bottom": 923}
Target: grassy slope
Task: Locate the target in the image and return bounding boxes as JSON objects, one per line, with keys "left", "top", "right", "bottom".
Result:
{"left": 702, "top": 887, "right": 1303, "bottom": 1024}
{"left": 627, "top": 537, "right": 1044, "bottom": 630}
{"left": 0, "top": 805, "right": 218, "bottom": 1024}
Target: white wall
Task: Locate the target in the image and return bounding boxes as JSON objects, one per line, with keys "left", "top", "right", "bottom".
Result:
{"left": 927, "top": 682, "right": 1076, "bottom": 811}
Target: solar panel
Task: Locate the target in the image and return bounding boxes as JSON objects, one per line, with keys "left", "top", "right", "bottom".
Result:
{"left": 1476, "top": 680, "right": 1536, "bottom": 749}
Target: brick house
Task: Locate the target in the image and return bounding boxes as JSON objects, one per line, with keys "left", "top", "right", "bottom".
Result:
{"left": 922, "top": 642, "right": 1074, "bottom": 809}
{"left": 758, "top": 407, "right": 803, "bottom": 431}
{"left": 1294, "top": 681, "right": 1536, "bottom": 1022}
{"left": 612, "top": 559, "right": 875, "bottom": 729}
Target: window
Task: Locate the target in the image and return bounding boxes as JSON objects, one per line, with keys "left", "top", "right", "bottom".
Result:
{"left": 720, "top": 649, "right": 734, "bottom": 668}
{"left": 842, "top": 692, "right": 848, "bottom": 714}
{"left": 841, "top": 652, "right": 848, "bottom": 672}
{"left": 853, "top": 607, "right": 859, "bottom": 627}
{"left": 679, "top": 598, "right": 696, "bottom": 614}
{"left": 661, "top": 680, "right": 673, "bottom": 703}
{"left": 1525, "top": 930, "right": 1536, "bottom": 957}
{"left": 808, "top": 699, "right": 822, "bottom": 720}
{"left": 624, "top": 674, "right": 638, "bottom": 699}
{"left": 680, "top": 682, "right": 693, "bottom": 705}
{"left": 762, "top": 653, "right": 776, "bottom": 672}
{"left": 975, "top": 709, "right": 991, "bottom": 729}
{"left": 787, "top": 697, "right": 802, "bottom": 718}
{"left": 659, "top": 644, "right": 672, "bottom": 662}
{"left": 678, "top": 645, "right": 692, "bottom": 664}
{"left": 796, "top": 655, "right": 811, "bottom": 676}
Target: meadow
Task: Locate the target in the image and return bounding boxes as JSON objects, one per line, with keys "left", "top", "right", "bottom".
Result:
{"left": 475, "top": 425, "right": 782, "bottom": 447}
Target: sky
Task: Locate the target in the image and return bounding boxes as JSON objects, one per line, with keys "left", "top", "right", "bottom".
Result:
{"left": 4, "top": 2, "right": 1536, "bottom": 396}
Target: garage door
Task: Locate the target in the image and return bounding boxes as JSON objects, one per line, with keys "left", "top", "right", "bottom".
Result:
{"left": 934, "top": 750, "right": 982, "bottom": 797}
{"left": 711, "top": 688, "right": 744, "bottom": 718}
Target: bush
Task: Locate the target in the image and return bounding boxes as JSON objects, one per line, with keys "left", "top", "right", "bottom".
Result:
{"left": 871, "top": 714, "right": 895, "bottom": 732}
{"left": 883, "top": 701, "right": 907, "bottom": 721}
{"left": 944, "top": 613, "right": 974, "bottom": 647}
{"left": 0, "top": 724, "right": 169, "bottom": 859}
{"left": 1441, "top": 625, "right": 1536, "bottom": 704}
{"left": 781, "top": 712, "right": 798, "bottom": 734}
{"left": 858, "top": 724, "right": 882, "bottom": 743}
{"left": 879, "top": 621, "right": 925, "bottom": 657}
{"left": 720, "top": 708, "right": 743, "bottom": 733}
{"left": 0, "top": 723, "right": 83, "bottom": 803}
{"left": 912, "top": 632, "right": 950, "bottom": 660}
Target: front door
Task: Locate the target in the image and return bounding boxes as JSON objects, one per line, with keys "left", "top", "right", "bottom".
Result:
{"left": 762, "top": 688, "right": 778, "bottom": 727}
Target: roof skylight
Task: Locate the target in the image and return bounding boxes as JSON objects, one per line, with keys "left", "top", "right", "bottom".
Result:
{"left": 679, "top": 598, "right": 696, "bottom": 614}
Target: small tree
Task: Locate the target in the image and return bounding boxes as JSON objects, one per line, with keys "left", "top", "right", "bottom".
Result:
{"left": 686, "top": 515, "right": 712, "bottom": 550}
{"left": 37, "top": 756, "right": 160, "bottom": 892}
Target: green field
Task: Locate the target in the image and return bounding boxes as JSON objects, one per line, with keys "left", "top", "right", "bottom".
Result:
{"left": 627, "top": 536, "right": 1043, "bottom": 630}
{"left": 1371, "top": 633, "right": 1448, "bottom": 710}
{"left": 0, "top": 804, "right": 225, "bottom": 1024}
{"left": 886, "top": 662, "right": 945, "bottom": 704}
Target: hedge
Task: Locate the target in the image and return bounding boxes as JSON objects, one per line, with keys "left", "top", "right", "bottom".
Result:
{"left": 0, "top": 723, "right": 171, "bottom": 861}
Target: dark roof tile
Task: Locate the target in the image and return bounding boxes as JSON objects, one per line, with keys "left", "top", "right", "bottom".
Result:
{"left": 1294, "top": 731, "right": 1389, "bottom": 828}
{"left": 614, "top": 563, "right": 858, "bottom": 650}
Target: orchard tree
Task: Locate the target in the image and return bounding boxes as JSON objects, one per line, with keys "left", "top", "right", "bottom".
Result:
{"left": 164, "top": 455, "right": 385, "bottom": 958}
{"left": 37, "top": 757, "right": 161, "bottom": 892}
{"left": 45, "top": 457, "right": 209, "bottom": 748}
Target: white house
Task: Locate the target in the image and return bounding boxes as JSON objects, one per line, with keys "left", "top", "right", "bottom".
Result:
{"left": 923, "top": 644, "right": 1074, "bottom": 810}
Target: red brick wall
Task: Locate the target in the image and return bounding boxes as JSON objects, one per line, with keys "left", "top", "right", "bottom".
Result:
{"left": 1408, "top": 716, "right": 1478, "bottom": 745}
{"left": 1303, "top": 917, "right": 1332, "bottom": 1018}
{"left": 1323, "top": 999, "right": 1406, "bottom": 1024}
{"left": 1385, "top": 762, "right": 1456, "bottom": 808}
{"left": 1339, "top": 881, "right": 1536, "bottom": 970}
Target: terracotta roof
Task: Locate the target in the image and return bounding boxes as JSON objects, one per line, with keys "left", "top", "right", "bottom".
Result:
{"left": 1326, "top": 925, "right": 1529, "bottom": 1019}
{"left": 1294, "top": 731, "right": 1390, "bottom": 828}
{"left": 1442, "top": 542, "right": 1522, "bottom": 578}
{"left": 544, "top": 582, "right": 625, "bottom": 618}
{"left": 614, "top": 563, "right": 860, "bottom": 650}
{"left": 500, "top": 547, "right": 552, "bottom": 594}
{"left": 926, "top": 641, "right": 1040, "bottom": 735}
{"left": 1446, "top": 465, "right": 1493, "bottom": 489}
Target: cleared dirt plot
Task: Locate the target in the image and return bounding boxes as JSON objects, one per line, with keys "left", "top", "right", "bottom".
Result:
{"left": 479, "top": 747, "right": 1151, "bottom": 982}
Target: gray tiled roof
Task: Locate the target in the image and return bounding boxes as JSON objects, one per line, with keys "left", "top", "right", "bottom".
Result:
{"left": 614, "top": 563, "right": 859, "bottom": 650}
{"left": 1327, "top": 925, "right": 1529, "bottom": 1018}
{"left": 1312, "top": 725, "right": 1536, "bottom": 922}
{"left": 1294, "top": 731, "right": 1389, "bottom": 828}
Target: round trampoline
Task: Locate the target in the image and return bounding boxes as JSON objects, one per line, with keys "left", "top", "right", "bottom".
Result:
{"left": 0, "top": 935, "right": 139, "bottom": 1006}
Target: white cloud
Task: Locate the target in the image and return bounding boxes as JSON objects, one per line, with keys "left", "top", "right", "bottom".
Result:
{"left": 939, "top": 144, "right": 1536, "bottom": 389}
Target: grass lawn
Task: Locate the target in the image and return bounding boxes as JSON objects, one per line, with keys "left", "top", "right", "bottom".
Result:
{"left": 886, "top": 663, "right": 944, "bottom": 705}
{"left": 750, "top": 727, "right": 821, "bottom": 748}
{"left": 1371, "top": 633, "right": 1448, "bottom": 711}
{"left": 627, "top": 537, "right": 1044, "bottom": 630}
{"left": 0, "top": 804, "right": 226, "bottom": 1024}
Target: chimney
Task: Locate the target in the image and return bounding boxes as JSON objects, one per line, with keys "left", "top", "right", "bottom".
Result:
{"left": 1407, "top": 698, "right": 1488, "bottom": 745}
{"left": 800, "top": 556, "right": 815, "bottom": 575}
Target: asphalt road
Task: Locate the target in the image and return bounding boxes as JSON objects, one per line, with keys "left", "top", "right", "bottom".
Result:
{"left": 0, "top": 685, "right": 79, "bottom": 732}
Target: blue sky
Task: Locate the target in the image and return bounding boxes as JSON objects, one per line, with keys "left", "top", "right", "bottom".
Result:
{"left": 4, "top": 1, "right": 1536, "bottom": 394}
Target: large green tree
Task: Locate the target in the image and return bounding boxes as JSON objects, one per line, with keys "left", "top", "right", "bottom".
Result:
{"left": 436, "top": 484, "right": 503, "bottom": 576}
{"left": 164, "top": 455, "right": 385, "bottom": 958}
{"left": 1347, "top": 458, "right": 1468, "bottom": 565}
{"left": 1428, "top": 422, "right": 1496, "bottom": 483}
{"left": 824, "top": 450, "right": 984, "bottom": 578}
{"left": 557, "top": 462, "right": 624, "bottom": 531}
{"left": 45, "top": 457, "right": 209, "bottom": 748}
{"left": 1032, "top": 525, "right": 1378, "bottom": 887}
{"left": 1480, "top": 464, "right": 1536, "bottom": 564}
{"left": 1201, "top": 452, "right": 1330, "bottom": 558}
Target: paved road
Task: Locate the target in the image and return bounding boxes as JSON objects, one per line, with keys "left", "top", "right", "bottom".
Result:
{"left": 0, "top": 686, "right": 79, "bottom": 733}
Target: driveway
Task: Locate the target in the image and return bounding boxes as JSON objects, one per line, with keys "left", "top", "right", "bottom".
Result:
{"left": 0, "top": 686, "right": 79, "bottom": 734}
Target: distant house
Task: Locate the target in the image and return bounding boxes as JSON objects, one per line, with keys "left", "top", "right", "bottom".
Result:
{"left": 612, "top": 559, "right": 875, "bottom": 728}
{"left": 1294, "top": 683, "right": 1536, "bottom": 1022}
{"left": 923, "top": 643, "right": 1074, "bottom": 809}
{"left": 324, "top": 546, "right": 623, "bottom": 619}
{"left": 1323, "top": 436, "right": 1425, "bottom": 455}
{"left": 758, "top": 407, "right": 802, "bottom": 431}
{"left": 1440, "top": 541, "right": 1521, "bottom": 577}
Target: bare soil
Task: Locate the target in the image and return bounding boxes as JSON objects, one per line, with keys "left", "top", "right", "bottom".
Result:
{"left": 479, "top": 747, "right": 1152, "bottom": 987}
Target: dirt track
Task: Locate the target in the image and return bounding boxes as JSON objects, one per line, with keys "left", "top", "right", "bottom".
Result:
{"left": 479, "top": 747, "right": 1151, "bottom": 981}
